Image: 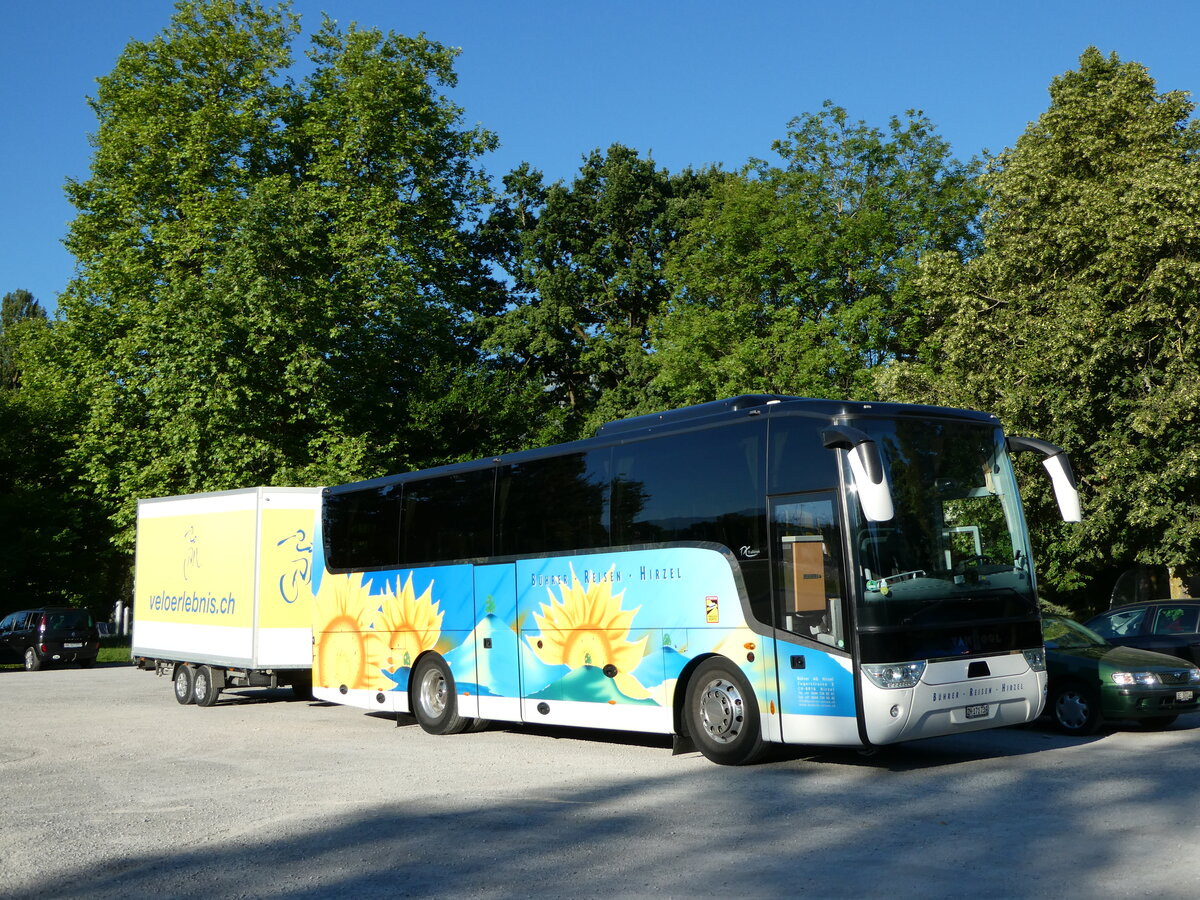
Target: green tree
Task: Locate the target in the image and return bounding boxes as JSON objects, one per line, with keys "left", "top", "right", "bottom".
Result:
{"left": 654, "top": 103, "right": 983, "bottom": 404}
{"left": 0, "top": 313, "right": 123, "bottom": 617}
{"left": 56, "top": 0, "right": 500, "bottom": 548}
{"left": 0, "top": 289, "right": 47, "bottom": 389}
{"left": 884, "top": 49, "right": 1200, "bottom": 604}
{"left": 482, "top": 146, "right": 723, "bottom": 440}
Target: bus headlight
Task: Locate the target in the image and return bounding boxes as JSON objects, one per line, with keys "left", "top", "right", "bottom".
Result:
{"left": 1023, "top": 648, "right": 1046, "bottom": 672}
{"left": 862, "top": 661, "right": 925, "bottom": 689}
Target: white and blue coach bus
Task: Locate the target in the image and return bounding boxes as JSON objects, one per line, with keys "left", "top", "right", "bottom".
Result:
{"left": 311, "top": 395, "right": 1080, "bottom": 764}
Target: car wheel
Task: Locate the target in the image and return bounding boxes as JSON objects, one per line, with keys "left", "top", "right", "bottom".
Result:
{"left": 411, "top": 655, "right": 471, "bottom": 735}
{"left": 24, "top": 647, "right": 42, "bottom": 671}
{"left": 174, "top": 665, "right": 195, "bottom": 705}
{"left": 192, "top": 665, "right": 221, "bottom": 707}
{"left": 1050, "top": 683, "right": 1103, "bottom": 735}
{"left": 1141, "top": 715, "right": 1178, "bottom": 730}
{"left": 684, "top": 657, "right": 766, "bottom": 765}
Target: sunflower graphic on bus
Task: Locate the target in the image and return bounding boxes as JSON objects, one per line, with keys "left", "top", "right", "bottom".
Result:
{"left": 312, "top": 571, "right": 443, "bottom": 691}
{"left": 526, "top": 565, "right": 652, "bottom": 702}
{"left": 375, "top": 572, "right": 443, "bottom": 671}
{"left": 313, "top": 573, "right": 387, "bottom": 691}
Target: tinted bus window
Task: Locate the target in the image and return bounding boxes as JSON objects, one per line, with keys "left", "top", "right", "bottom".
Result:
{"left": 768, "top": 414, "right": 838, "bottom": 495}
{"left": 323, "top": 483, "right": 402, "bottom": 570}
{"left": 401, "top": 468, "right": 495, "bottom": 564}
{"left": 497, "top": 450, "right": 610, "bottom": 556}
{"left": 612, "top": 420, "right": 765, "bottom": 553}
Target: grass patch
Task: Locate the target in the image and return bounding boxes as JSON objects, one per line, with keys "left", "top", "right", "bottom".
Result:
{"left": 99, "top": 641, "right": 132, "bottom": 664}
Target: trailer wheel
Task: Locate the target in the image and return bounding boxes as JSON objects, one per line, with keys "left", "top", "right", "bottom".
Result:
{"left": 683, "top": 657, "right": 766, "bottom": 766}
{"left": 411, "top": 655, "right": 471, "bottom": 735}
{"left": 174, "top": 665, "right": 195, "bottom": 705}
{"left": 192, "top": 665, "right": 221, "bottom": 707}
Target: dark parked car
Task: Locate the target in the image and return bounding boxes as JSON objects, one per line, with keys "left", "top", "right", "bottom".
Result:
{"left": 0, "top": 608, "right": 100, "bottom": 670}
{"left": 1042, "top": 614, "right": 1200, "bottom": 734}
{"left": 1084, "top": 600, "right": 1200, "bottom": 664}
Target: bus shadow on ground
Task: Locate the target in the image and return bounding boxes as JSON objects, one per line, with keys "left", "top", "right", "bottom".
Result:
{"left": 13, "top": 734, "right": 1200, "bottom": 900}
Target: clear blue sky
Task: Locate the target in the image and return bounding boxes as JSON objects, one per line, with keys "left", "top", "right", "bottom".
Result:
{"left": 4, "top": 0, "right": 1199, "bottom": 311}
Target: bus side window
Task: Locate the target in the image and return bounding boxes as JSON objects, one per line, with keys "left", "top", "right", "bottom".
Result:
{"left": 402, "top": 469, "right": 496, "bottom": 565}
{"left": 496, "top": 450, "right": 610, "bottom": 556}
{"left": 772, "top": 494, "right": 845, "bottom": 648}
{"left": 610, "top": 420, "right": 765, "bottom": 553}
{"left": 323, "top": 482, "right": 402, "bottom": 571}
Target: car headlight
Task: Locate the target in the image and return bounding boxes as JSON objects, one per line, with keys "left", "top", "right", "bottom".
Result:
{"left": 1111, "top": 671, "right": 1161, "bottom": 686}
{"left": 862, "top": 661, "right": 926, "bottom": 689}
{"left": 1023, "top": 647, "right": 1046, "bottom": 672}
{"left": 1191, "top": 669, "right": 1200, "bottom": 684}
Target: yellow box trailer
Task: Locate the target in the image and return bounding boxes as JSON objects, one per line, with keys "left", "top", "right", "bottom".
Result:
{"left": 131, "top": 487, "right": 321, "bottom": 706}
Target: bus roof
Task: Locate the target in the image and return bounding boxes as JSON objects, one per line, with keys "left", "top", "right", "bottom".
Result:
{"left": 325, "top": 396, "right": 1000, "bottom": 496}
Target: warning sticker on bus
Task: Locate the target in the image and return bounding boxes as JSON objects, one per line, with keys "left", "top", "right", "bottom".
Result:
{"left": 705, "top": 595, "right": 719, "bottom": 624}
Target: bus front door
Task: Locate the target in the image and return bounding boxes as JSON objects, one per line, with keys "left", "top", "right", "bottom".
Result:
{"left": 770, "top": 493, "right": 860, "bottom": 746}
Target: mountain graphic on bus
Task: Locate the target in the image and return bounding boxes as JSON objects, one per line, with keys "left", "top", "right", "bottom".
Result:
{"left": 527, "top": 665, "right": 661, "bottom": 706}
{"left": 441, "top": 613, "right": 539, "bottom": 697}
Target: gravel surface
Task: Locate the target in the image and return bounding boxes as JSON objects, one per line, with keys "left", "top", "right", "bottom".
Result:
{"left": 3, "top": 663, "right": 1200, "bottom": 899}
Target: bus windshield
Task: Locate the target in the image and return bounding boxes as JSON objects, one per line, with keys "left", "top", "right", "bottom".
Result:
{"left": 849, "top": 417, "right": 1039, "bottom": 662}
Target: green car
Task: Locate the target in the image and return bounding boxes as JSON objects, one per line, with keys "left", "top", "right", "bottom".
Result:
{"left": 1042, "top": 614, "right": 1200, "bottom": 734}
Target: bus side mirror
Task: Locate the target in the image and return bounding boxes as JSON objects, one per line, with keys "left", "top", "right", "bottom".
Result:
{"left": 823, "top": 426, "right": 895, "bottom": 523}
{"left": 1006, "top": 435, "right": 1082, "bottom": 523}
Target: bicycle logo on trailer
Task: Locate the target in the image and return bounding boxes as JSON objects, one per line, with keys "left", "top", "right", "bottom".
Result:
{"left": 276, "top": 529, "right": 313, "bottom": 604}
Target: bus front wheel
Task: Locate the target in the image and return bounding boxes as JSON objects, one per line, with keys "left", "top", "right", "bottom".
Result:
{"left": 684, "top": 657, "right": 766, "bottom": 765}
{"left": 412, "top": 655, "right": 472, "bottom": 736}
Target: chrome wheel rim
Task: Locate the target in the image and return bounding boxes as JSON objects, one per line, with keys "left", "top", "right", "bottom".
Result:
{"left": 419, "top": 669, "right": 448, "bottom": 718}
{"left": 698, "top": 677, "right": 745, "bottom": 744}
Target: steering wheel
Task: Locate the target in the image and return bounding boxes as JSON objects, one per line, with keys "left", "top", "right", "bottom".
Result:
{"left": 953, "top": 554, "right": 994, "bottom": 574}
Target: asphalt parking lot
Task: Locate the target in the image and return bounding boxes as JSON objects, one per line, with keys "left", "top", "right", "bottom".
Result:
{"left": 3, "top": 662, "right": 1200, "bottom": 899}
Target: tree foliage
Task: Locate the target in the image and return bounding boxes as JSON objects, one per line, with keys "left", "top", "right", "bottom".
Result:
{"left": 884, "top": 48, "right": 1200, "bottom": 600}
{"left": 1, "top": 289, "right": 47, "bottom": 389}
{"left": 482, "top": 146, "right": 722, "bottom": 439}
{"left": 652, "top": 103, "right": 983, "bottom": 405}
{"left": 56, "top": 0, "right": 501, "bottom": 547}
{"left": 0, "top": 309, "right": 121, "bottom": 616}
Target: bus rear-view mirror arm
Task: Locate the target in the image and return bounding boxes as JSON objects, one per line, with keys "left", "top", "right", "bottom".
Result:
{"left": 1006, "top": 435, "right": 1082, "bottom": 523}
{"left": 823, "top": 426, "right": 895, "bottom": 523}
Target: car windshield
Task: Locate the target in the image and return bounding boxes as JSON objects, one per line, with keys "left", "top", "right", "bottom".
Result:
{"left": 1042, "top": 616, "right": 1108, "bottom": 649}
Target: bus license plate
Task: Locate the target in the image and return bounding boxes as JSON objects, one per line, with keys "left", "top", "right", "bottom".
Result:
{"left": 1177, "top": 690, "right": 1194, "bottom": 702}
{"left": 965, "top": 703, "right": 989, "bottom": 719}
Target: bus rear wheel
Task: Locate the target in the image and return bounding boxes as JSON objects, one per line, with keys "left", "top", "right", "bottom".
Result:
{"left": 412, "top": 655, "right": 471, "bottom": 736}
{"left": 684, "top": 657, "right": 766, "bottom": 765}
